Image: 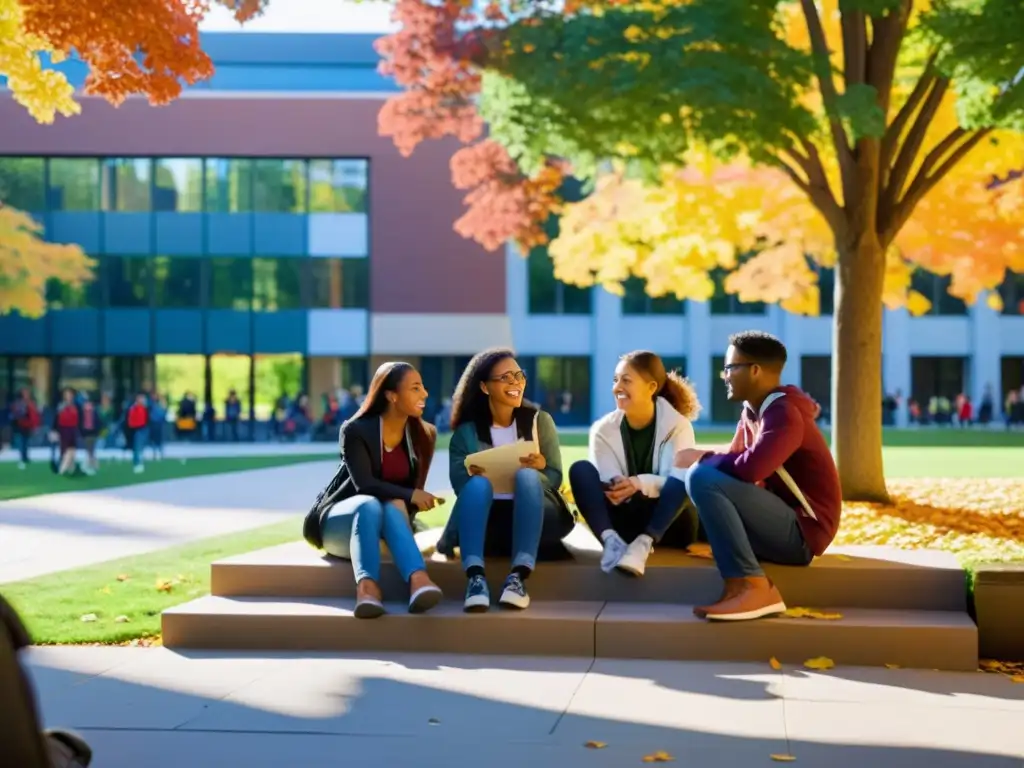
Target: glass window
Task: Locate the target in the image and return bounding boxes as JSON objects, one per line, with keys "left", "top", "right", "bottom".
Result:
{"left": 910, "top": 271, "right": 967, "bottom": 315}
{"left": 911, "top": 356, "right": 967, "bottom": 405}
{"left": 153, "top": 158, "right": 203, "bottom": 212}
{"left": 13, "top": 357, "right": 52, "bottom": 408}
{"left": 253, "top": 159, "right": 307, "bottom": 213}
{"left": 48, "top": 158, "right": 100, "bottom": 210}
{"left": 101, "top": 158, "right": 151, "bottom": 211}
{"left": 209, "top": 258, "right": 252, "bottom": 310}
{"left": 709, "top": 268, "right": 766, "bottom": 315}
{"left": 252, "top": 257, "right": 302, "bottom": 311}
{"left": 308, "top": 258, "right": 369, "bottom": 309}
{"left": 58, "top": 357, "right": 102, "bottom": 400}
{"left": 661, "top": 357, "right": 687, "bottom": 377}
{"left": 818, "top": 267, "right": 835, "bottom": 315}
{"left": 309, "top": 159, "right": 368, "bottom": 213}
{"left": 46, "top": 275, "right": 101, "bottom": 309}
{"left": 152, "top": 256, "right": 202, "bottom": 308}
{"left": 998, "top": 271, "right": 1024, "bottom": 316}
{"left": 211, "top": 354, "right": 252, "bottom": 423}
{"left": 0, "top": 157, "right": 46, "bottom": 210}
{"left": 621, "top": 277, "right": 685, "bottom": 315}
{"left": 523, "top": 355, "right": 591, "bottom": 426}
{"left": 106, "top": 256, "right": 150, "bottom": 307}
{"left": 205, "top": 158, "right": 252, "bottom": 213}
{"left": 800, "top": 356, "right": 831, "bottom": 422}
{"left": 527, "top": 246, "right": 591, "bottom": 314}
{"left": 253, "top": 354, "right": 304, "bottom": 420}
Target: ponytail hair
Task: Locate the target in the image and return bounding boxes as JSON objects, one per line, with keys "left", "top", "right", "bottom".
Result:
{"left": 619, "top": 350, "right": 702, "bottom": 421}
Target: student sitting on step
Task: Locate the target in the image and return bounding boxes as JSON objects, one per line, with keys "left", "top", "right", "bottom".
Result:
{"left": 569, "top": 351, "right": 702, "bottom": 577}
{"left": 302, "top": 362, "right": 444, "bottom": 619}
{"left": 438, "top": 348, "right": 575, "bottom": 613}
{"left": 675, "top": 331, "right": 842, "bottom": 622}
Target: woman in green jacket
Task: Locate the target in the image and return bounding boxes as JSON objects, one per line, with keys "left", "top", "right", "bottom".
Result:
{"left": 439, "top": 348, "right": 575, "bottom": 613}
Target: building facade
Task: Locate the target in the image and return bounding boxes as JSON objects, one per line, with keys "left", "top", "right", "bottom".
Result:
{"left": 1, "top": 33, "right": 1023, "bottom": 427}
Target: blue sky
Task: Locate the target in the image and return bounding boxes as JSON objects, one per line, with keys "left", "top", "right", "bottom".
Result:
{"left": 200, "top": 0, "right": 398, "bottom": 33}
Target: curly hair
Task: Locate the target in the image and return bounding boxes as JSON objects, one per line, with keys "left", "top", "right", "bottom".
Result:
{"left": 450, "top": 347, "right": 518, "bottom": 431}
{"left": 619, "top": 350, "right": 702, "bottom": 421}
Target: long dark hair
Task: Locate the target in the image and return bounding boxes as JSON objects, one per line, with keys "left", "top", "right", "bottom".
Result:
{"left": 354, "top": 362, "right": 435, "bottom": 488}
{"left": 450, "top": 347, "right": 523, "bottom": 432}
{"left": 620, "top": 350, "right": 702, "bottom": 421}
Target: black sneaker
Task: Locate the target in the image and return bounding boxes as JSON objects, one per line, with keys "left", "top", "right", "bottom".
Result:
{"left": 463, "top": 574, "right": 490, "bottom": 613}
{"left": 498, "top": 572, "right": 530, "bottom": 610}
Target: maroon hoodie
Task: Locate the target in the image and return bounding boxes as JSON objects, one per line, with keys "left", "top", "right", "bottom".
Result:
{"left": 700, "top": 385, "right": 842, "bottom": 556}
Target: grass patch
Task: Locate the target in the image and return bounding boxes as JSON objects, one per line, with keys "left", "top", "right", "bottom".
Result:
{"left": 0, "top": 454, "right": 331, "bottom": 502}
{"left": 2, "top": 516, "right": 303, "bottom": 644}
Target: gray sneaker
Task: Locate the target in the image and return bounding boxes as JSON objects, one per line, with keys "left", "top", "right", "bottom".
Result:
{"left": 600, "top": 531, "right": 628, "bottom": 573}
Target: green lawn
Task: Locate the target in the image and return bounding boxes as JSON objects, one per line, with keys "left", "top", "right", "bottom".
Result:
{"left": 0, "top": 454, "right": 331, "bottom": 502}
{"left": 4, "top": 427, "right": 1023, "bottom": 644}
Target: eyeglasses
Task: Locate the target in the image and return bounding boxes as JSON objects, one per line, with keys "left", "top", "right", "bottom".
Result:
{"left": 719, "top": 363, "right": 754, "bottom": 380}
{"left": 490, "top": 370, "right": 527, "bottom": 385}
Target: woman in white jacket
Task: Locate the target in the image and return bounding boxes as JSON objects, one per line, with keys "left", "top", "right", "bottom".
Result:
{"left": 568, "top": 351, "right": 702, "bottom": 576}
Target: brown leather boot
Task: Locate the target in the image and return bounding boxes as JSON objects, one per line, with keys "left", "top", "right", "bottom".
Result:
{"left": 693, "top": 578, "right": 745, "bottom": 618}
{"left": 354, "top": 578, "right": 385, "bottom": 619}
{"left": 703, "top": 576, "right": 786, "bottom": 622}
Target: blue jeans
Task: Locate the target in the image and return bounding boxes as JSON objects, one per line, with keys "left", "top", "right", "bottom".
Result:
{"left": 321, "top": 495, "right": 426, "bottom": 583}
{"left": 452, "top": 470, "right": 549, "bottom": 572}
{"left": 684, "top": 464, "right": 812, "bottom": 579}
{"left": 16, "top": 431, "right": 30, "bottom": 463}
{"left": 132, "top": 430, "right": 147, "bottom": 468}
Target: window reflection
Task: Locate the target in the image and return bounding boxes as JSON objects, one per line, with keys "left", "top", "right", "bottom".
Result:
{"left": 205, "top": 158, "right": 252, "bottom": 213}
{"left": 106, "top": 256, "right": 150, "bottom": 307}
{"left": 209, "top": 258, "right": 252, "bottom": 310}
{"left": 253, "top": 159, "right": 307, "bottom": 213}
{"left": 253, "top": 258, "right": 303, "bottom": 310}
{"left": 0, "top": 157, "right": 46, "bottom": 210}
{"left": 153, "top": 256, "right": 202, "bottom": 308}
{"left": 154, "top": 158, "right": 203, "bottom": 212}
{"left": 48, "top": 158, "right": 101, "bottom": 210}
{"left": 309, "top": 159, "right": 367, "bottom": 213}
{"left": 102, "top": 158, "right": 151, "bottom": 212}
{"left": 309, "top": 258, "right": 368, "bottom": 309}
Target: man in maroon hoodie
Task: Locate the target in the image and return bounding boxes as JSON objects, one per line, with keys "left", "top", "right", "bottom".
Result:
{"left": 677, "top": 330, "right": 842, "bottom": 622}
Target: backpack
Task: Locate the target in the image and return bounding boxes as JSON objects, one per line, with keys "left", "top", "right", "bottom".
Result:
{"left": 0, "top": 594, "right": 93, "bottom": 767}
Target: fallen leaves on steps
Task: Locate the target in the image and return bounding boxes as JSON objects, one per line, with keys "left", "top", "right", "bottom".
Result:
{"left": 980, "top": 659, "right": 1024, "bottom": 682}
{"left": 770, "top": 755, "right": 797, "bottom": 762}
{"left": 769, "top": 657, "right": 782, "bottom": 670}
{"left": 803, "top": 656, "right": 836, "bottom": 670}
{"left": 642, "top": 751, "right": 674, "bottom": 762}
{"left": 583, "top": 741, "right": 607, "bottom": 749}
{"left": 781, "top": 607, "right": 843, "bottom": 620}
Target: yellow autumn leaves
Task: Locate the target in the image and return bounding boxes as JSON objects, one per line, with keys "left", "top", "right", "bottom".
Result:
{"left": 0, "top": 0, "right": 79, "bottom": 123}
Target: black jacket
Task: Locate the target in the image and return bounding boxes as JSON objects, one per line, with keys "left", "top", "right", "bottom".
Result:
{"left": 302, "top": 415, "right": 436, "bottom": 549}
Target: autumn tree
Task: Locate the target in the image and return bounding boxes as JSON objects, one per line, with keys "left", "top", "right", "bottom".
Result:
{"left": 377, "top": 0, "right": 1024, "bottom": 501}
{"left": 0, "top": 0, "right": 267, "bottom": 315}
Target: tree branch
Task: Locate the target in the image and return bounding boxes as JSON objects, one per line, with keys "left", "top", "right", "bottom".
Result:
{"left": 772, "top": 147, "right": 846, "bottom": 235}
{"left": 882, "top": 128, "right": 992, "bottom": 242}
{"left": 842, "top": 9, "right": 867, "bottom": 87}
{"left": 880, "top": 50, "right": 938, "bottom": 177}
{"left": 883, "top": 75, "right": 949, "bottom": 206}
{"left": 866, "top": 0, "right": 912, "bottom": 118}
{"left": 800, "top": 0, "right": 855, "bottom": 203}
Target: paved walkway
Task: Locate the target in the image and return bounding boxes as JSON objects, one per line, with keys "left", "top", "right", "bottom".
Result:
{"left": 0, "top": 452, "right": 454, "bottom": 584}
{"left": 23, "top": 646, "right": 1024, "bottom": 768}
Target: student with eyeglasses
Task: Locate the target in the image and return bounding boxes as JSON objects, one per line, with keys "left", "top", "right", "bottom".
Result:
{"left": 438, "top": 348, "right": 575, "bottom": 613}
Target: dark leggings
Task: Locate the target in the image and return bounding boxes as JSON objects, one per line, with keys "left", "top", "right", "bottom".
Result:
{"left": 568, "top": 460, "right": 698, "bottom": 547}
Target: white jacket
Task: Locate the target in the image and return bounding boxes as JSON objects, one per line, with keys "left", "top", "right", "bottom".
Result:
{"left": 588, "top": 396, "right": 696, "bottom": 497}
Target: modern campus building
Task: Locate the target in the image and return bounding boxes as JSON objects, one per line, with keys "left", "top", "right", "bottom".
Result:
{"left": 2, "top": 33, "right": 1023, "bottom": 427}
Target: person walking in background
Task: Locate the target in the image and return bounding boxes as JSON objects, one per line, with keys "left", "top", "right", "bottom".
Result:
{"left": 202, "top": 401, "right": 217, "bottom": 442}
{"left": 569, "top": 351, "right": 702, "bottom": 577}
{"left": 79, "top": 395, "right": 101, "bottom": 475}
{"left": 224, "top": 390, "right": 242, "bottom": 442}
{"left": 10, "top": 389, "right": 40, "bottom": 470}
{"left": 148, "top": 395, "right": 167, "bottom": 461}
{"left": 53, "top": 388, "right": 81, "bottom": 476}
{"left": 175, "top": 392, "right": 198, "bottom": 441}
{"left": 126, "top": 393, "right": 149, "bottom": 474}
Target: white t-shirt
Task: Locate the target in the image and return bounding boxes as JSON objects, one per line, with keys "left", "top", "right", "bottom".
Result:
{"left": 489, "top": 423, "right": 518, "bottom": 499}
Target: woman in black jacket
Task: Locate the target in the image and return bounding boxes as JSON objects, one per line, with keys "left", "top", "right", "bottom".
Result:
{"left": 303, "top": 362, "right": 444, "bottom": 619}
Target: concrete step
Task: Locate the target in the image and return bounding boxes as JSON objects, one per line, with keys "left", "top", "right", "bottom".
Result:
{"left": 210, "top": 527, "right": 968, "bottom": 612}
{"left": 162, "top": 596, "right": 978, "bottom": 671}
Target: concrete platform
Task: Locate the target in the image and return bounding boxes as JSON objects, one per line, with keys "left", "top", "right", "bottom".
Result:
{"left": 162, "top": 597, "right": 978, "bottom": 671}
{"left": 209, "top": 528, "right": 969, "bottom": 611}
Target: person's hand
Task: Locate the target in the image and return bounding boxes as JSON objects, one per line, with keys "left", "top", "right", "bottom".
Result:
{"left": 605, "top": 476, "right": 639, "bottom": 505}
{"left": 673, "top": 447, "right": 708, "bottom": 470}
{"left": 519, "top": 452, "right": 547, "bottom": 471}
{"left": 468, "top": 464, "right": 487, "bottom": 477}
{"left": 411, "top": 489, "right": 442, "bottom": 510}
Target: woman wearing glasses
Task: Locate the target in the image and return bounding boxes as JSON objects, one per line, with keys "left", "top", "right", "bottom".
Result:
{"left": 440, "top": 348, "right": 575, "bottom": 612}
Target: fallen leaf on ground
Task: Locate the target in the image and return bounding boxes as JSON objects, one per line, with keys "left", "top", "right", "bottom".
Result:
{"left": 114, "top": 615, "right": 130, "bottom": 623}
{"left": 642, "top": 752, "right": 674, "bottom": 763}
{"left": 782, "top": 607, "right": 843, "bottom": 620}
{"left": 885, "top": 664, "right": 901, "bottom": 669}
{"left": 116, "top": 574, "right": 130, "bottom": 582}
{"left": 980, "top": 659, "right": 1024, "bottom": 679}
{"left": 1011, "top": 675, "right": 1024, "bottom": 684}
{"left": 769, "top": 657, "right": 782, "bottom": 670}
{"left": 833, "top": 554, "right": 853, "bottom": 562}
{"left": 100, "top": 586, "right": 112, "bottom": 595}
{"left": 686, "top": 543, "right": 714, "bottom": 559}
{"left": 155, "top": 579, "right": 174, "bottom": 593}
{"left": 804, "top": 657, "right": 835, "bottom": 670}
{"left": 428, "top": 718, "right": 440, "bottom": 725}
{"left": 80, "top": 614, "right": 97, "bottom": 623}
{"left": 584, "top": 741, "right": 607, "bottom": 749}
{"left": 771, "top": 754, "right": 797, "bottom": 762}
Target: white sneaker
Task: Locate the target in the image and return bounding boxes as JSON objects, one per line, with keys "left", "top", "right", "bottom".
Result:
{"left": 616, "top": 534, "right": 654, "bottom": 577}
{"left": 599, "top": 531, "right": 628, "bottom": 573}
{"left": 133, "top": 465, "right": 144, "bottom": 474}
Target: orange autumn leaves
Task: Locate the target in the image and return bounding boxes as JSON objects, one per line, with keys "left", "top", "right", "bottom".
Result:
{"left": 1, "top": 0, "right": 267, "bottom": 123}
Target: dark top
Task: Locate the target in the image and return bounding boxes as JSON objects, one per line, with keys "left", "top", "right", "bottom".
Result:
{"left": 302, "top": 414, "right": 435, "bottom": 549}
{"left": 381, "top": 441, "right": 411, "bottom": 484}
{"left": 620, "top": 415, "right": 656, "bottom": 476}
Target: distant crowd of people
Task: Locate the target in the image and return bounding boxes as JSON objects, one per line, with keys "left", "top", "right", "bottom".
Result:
{"left": 890, "top": 384, "right": 1024, "bottom": 428}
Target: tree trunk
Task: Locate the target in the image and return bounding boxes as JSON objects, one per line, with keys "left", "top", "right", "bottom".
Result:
{"left": 831, "top": 232, "right": 890, "bottom": 502}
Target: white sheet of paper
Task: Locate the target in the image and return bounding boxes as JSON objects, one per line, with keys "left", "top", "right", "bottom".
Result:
{"left": 464, "top": 440, "right": 537, "bottom": 494}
